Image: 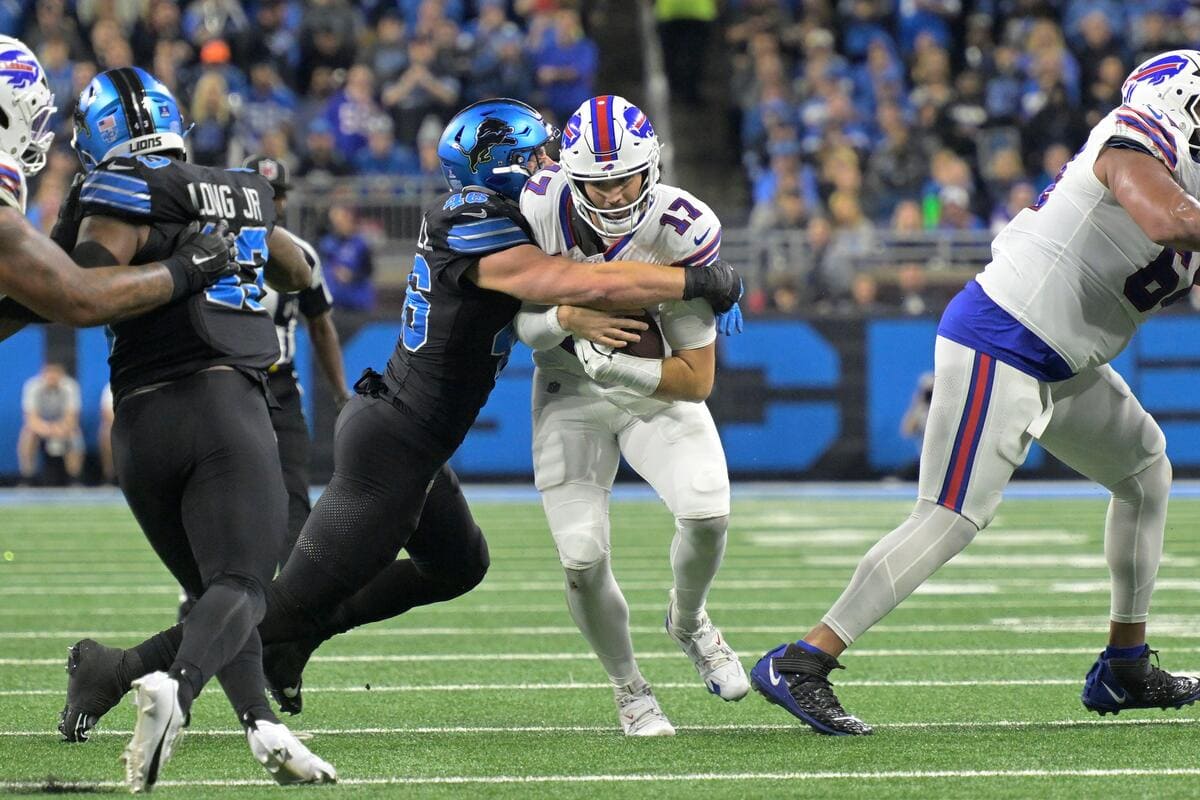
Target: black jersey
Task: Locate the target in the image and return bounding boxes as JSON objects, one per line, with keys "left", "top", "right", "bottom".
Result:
{"left": 76, "top": 155, "right": 278, "bottom": 403}
{"left": 383, "top": 187, "right": 534, "bottom": 451}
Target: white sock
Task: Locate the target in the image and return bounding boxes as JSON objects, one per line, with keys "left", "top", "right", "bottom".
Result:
{"left": 564, "top": 559, "right": 641, "bottom": 687}
{"left": 669, "top": 515, "right": 728, "bottom": 631}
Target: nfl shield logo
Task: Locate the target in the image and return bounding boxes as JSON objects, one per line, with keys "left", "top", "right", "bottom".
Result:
{"left": 259, "top": 159, "right": 279, "bottom": 181}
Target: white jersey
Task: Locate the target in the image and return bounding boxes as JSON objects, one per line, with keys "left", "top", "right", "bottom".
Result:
{"left": 518, "top": 167, "right": 718, "bottom": 412}
{"left": 976, "top": 102, "right": 1200, "bottom": 373}
{"left": 0, "top": 150, "right": 25, "bottom": 213}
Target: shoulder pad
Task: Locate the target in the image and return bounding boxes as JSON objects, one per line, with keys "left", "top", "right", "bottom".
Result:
{"left": 1109, "top": 104, "right": 1183, "bottom": 173}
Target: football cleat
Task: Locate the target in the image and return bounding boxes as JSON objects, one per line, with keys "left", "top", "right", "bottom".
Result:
{"left": 59, "top": 638, "right": 128, "bottom": 742}
{"left": 614, "top": 681, "right": 675, "bottom": 736}
{"left": 1081, "top": 646, "right": 1200, "bottom": 715}
{"left": 263, "top": 638, "right": 320, "bottom": 716}
{"left": 122, "top": 672, "right": 186, "bottom": 793}
{"left": 751, "top": 642, "right": 873, "bottom": 736}
{"left": 665, "top": 593, "right": 750, "bottom": 701}
{"left": 245, "top": 717, "right": 337, "bottom": 785}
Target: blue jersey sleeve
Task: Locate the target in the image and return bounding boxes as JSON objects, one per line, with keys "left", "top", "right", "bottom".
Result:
{"left": 78, "top": 165, "right": 153, "bottom": 221}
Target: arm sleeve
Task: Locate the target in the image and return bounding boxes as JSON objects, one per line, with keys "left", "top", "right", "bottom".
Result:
{"left": 659, "top": 298, "right": 717, "bottom": 351}
{"left": 77, "top": 164, "right": 155, "bottom": 224}
{"left": 514, "top": 303, "right": 568, "bottom": 350}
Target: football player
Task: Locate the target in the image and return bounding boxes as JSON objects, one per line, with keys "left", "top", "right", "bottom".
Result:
{"left": 52, "top": 67, "right": 335, "bottom": 789}
{"left": 0, "top": 36, "right": 237, "bottom": 334}
{"left": 512, "top": 96, "right": 748, "bottom": 735}
{"left": 57, "top": 98, "right": 744, "bottom": 725}
{"left": 752, "top": 51, "right": 1200, "bottom": 735}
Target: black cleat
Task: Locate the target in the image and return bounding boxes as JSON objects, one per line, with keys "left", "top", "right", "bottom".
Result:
{"left": 750, "top": 642, "right": 873, "bottom": 735}
{"left": 263, "top": 639, "right": 320, "bottom": 716}
{"left": 59, "top": 639, "right": 129, "bottom": 742}
{"left": 1081, "top": 646, "right": 1200, "bottom": 715}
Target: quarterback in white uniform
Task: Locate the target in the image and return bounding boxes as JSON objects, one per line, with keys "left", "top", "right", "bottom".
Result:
{"left": 0, "top": 35, "right": 237, "bottom": 336}
{"left": 515, "top": 96, "right": 749, "bottom": 735}
{"left": 751, "top": 51, "right": 1200, "bottom": 735}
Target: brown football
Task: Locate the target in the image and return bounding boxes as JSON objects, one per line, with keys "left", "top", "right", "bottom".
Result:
{"left": 622, "top": 310, "right": 665, "bottom": 359}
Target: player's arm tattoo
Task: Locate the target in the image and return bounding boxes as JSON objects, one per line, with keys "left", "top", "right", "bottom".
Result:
{"left": 0, "top": 208, "right": 175, "bottom": 327}
{"left": 265, "top": 226, "right": 313, "bottom": 293}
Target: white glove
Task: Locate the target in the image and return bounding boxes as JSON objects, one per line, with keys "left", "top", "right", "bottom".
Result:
{"left": 573, "top": 336, "right": 663, "bottom": 396}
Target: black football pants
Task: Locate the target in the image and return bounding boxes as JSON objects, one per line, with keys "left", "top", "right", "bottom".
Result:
{"left": 268, "top": 370, "right": 312, "bottom": 567}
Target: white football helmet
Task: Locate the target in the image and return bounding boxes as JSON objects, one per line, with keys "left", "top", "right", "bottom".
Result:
{"left": 559, "top": 95, "right": 661, "bottom": 237}
{"left": 0, "top": 35, "right": 55, "bottom": 176}
{"left": 1121, "top": 50, "right": 1200, "bottom": 160}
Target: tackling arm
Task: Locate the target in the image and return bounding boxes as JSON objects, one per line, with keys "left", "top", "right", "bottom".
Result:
{"left": 0, "top": 208, "right": 175, "bottom": 328}
{"left": 265, "top": 226, "right": 313, "bottom": 293}
{"left": 1095, "top": 147, "right": 1200, "bottom": 251}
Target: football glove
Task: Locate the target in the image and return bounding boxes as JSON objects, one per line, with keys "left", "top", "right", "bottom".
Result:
{"left": 683, "top": 258, "right": 742, "bottom": 313}
{"left": 162, "top": 220, "right": 240, "bottom": 302}
{"left": 50, "top": 173, "right": 85, "bottom": 252}
{"left": 573, "top": 336, "right": 663, "bottom": 396}
{"left": 715, "top": 301, "right": 744, "bottom": 336}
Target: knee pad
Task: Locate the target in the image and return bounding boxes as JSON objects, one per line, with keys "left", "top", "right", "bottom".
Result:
{"left": 1110, "top": 453, "right": 1172, "bottom": 507}
{"left": 676, "top": 515, "right": 728, "bottom": 540}
{"left": 564, "top": 558, "right": 609, "bottom": 592}
{"left": 553, "top": 519, "right": 608, "bottom": 571}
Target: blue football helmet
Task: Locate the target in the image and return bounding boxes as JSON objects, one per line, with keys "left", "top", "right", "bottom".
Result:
{"left": 71, "top": 67, "right": 187, "bottom": 172}
{"left": 438, "top": 99, "right": 557, "bottom": 199}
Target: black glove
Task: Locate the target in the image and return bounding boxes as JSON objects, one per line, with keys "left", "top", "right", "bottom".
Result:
{"left": 50, "top": 173, "right": 85, "bottom": 252}
{"left": 683, "top": 258, "right": 743, "bottom": 314}
{"left": 162, "top": 221, "right": 239, "bottom": 302}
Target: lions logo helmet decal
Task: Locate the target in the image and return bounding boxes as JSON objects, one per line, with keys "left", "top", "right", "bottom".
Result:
{"left": 451, "top": 117, "right": 518, "bottom": 172}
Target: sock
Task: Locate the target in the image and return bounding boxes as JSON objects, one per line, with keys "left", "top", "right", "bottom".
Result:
{"left": 169, "top": 581, "right": 263, "bottom": 704}
{"left": 120, "top": 626, "right": 185, "bottom": 690}
{"left": 668, "top": 515, "right": 728, "bottom": 631}
{"left": 216, "top": 630, "right": 279, "bottom": 726}
{"left": 792, "top": 640, "right": 827, "bottom": 656}
{"left": 564, "top": 560, "right": 641, "bottom": 688}
{"left": 167, "top": 662, "right": 200, "bottom": 717}
{"left": 1104, "top": 643, "right": 1148, "bottom": 660}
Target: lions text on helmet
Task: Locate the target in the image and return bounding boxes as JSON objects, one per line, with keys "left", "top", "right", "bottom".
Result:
{"left": 559, "top": 95, "right": 661, "bottom": 238}
{"left": 72, "top": 66, "right": 187, "bottom": 172}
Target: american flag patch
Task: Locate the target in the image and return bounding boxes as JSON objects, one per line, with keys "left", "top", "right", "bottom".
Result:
{"left": 98, "top": 114, "right": 118, "bottom": 143}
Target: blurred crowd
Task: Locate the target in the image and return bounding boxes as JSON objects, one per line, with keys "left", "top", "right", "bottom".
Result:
{"left": 727, "top": 0, "right": 1199, "bottom": 310}
{"left": 2, "top": 0, "right": 598, "bottom": 311}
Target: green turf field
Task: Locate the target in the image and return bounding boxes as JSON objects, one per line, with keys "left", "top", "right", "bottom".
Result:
{"left": 2, "top": 492, "right": 1200, "bottom": 798}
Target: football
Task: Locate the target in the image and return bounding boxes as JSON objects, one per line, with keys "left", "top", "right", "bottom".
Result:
{"left": 622, "top": 310, "right": 665, "bottom": 359}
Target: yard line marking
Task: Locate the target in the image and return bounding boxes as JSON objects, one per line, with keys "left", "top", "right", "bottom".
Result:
{"left": 6, "top": 621, "right": 1199, "bottom": 639}
{"left": 6, "top": 645, "right": 1200, "bottom": 668}
{"left": 805, "top": 554, "right": 1197, "bottom": 569}
{"left": 6, "top": 767, "right": 1200, "bottom": 789}
{"left": 12, "top": 675, "right": 1200, "bottom": 697}
{"left": 3, "top": 718, "right": 1199, "bottom": 737}
{"left": 749, "top": 530, "right": 1084, "bottom": 547}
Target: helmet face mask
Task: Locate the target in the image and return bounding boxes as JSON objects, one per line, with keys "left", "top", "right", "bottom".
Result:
{"left": 559, "top": 95, "right": 661, "bottom": 238}
{"left": 0, "top": 35, "right": 57, "bottom": 176}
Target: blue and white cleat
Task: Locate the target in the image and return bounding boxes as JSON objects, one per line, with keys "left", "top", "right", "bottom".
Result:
{"left": 665, "top": 593, "right": 749, "bottom": 701}
{"left": 750, "top": 642, "right": 873, "bottom": 736}
{"left": 1081, "top": 646, "right": 1200, "bottom": 715}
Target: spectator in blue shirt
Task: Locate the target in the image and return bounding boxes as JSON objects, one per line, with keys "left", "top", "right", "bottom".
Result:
{"left": 323, "top": 64, "right": 380, "bottom": 161}
{"left": 534, "top": 9, "right": 598, "bottom": 123}
{"left": 319, "top": 206, "right": 376, "bottom": 312}
{"left": 353, "top": 114, "right": 421, "bottom": 177}
{"left": 235, "top": 61, "right": 297, "bottom": 156}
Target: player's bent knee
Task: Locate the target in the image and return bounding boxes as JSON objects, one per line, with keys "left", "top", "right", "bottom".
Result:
{"left": 205, "top": 573, "right": 267, "bottom": 620}
{"left": 1110, "top": 453, "right": 1172, "bottom": 507}
{"left": 563, "top": 558, "right": 609, "bottom": 592}
{"left": 675, "top": 514, "right": 728, "bottom": 542}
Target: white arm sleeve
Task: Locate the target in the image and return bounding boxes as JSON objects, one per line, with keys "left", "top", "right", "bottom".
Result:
{"left": 515, "top": 303, "right": 568, "bottom": 351}
{"left": 659, "top": 298, "right": 717, "bottom": 351}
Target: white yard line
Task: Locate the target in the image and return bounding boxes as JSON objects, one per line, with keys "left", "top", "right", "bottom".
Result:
{"left": 4, "top": 767, "right": 1200, "bottom": 789}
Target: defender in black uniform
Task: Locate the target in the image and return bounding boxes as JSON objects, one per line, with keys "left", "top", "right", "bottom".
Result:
{"left": 59, "top": 99, "right": 743, "bottom": 721}
{"left": 54, "top": 68, "right": 334, "bottom": 790}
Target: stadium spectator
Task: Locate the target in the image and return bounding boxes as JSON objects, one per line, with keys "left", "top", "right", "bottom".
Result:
{"left": 655, "top": 0, "right": 717, "bottom": 106}
{"left": 819, "top": 190, "right": 875, "bottom": 296}
{"left": 298, "top": 0, "right": 360, "bottom": 91}
{"left": 189, "top": 69, "right": 237, "bottom": 167}
{"left": 297, "top": 118, "right": 352, "bottom": 185}
{"left": 131, "top": 0, "right": 184, "bottom": 65}
{"left": 353, "top": 114, "right": 420, "bottom": 178}
{"left": 896, "top": 262, "right": 932, "bottom": 316}
{"left": 366, "top": 10, "right": 409, "bottom": 84}
{"left": 18, "top": 363, "right": 84, "bottom": 487}
{"left": 848, "top": 273, "right": 885, "bottom": 315}
{"left": 469, "top": 10, "right": 535, "bottom": 103}
{"left": 990, "top": 181, "right": 1036, "bottom": 235}
{"left": 236, "top": 0, "right": 300, "bottom": 84}
{"left": 235, "top": 61, "right": 298, "bottom": 156}
{"left": 936, "top": 185, "right": 985, "bottom": 232}
{"left": 864, "top": 103, "right": 927, "bottom": 219}
{"left": 381, "top": 36, "right": 461, "bottom": 145}
{"left": 534, "top": 9, "right": 598, "bottom": 123}
{"left": 319, "top": 206, "right": 376, "bottom": 312}
{"left": 323, "top": 64, "right": 380, "bottom": 160}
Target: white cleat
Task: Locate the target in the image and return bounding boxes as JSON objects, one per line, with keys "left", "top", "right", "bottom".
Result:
{"left": 246, "top": 718, "right": 338, "bottom": 785}
{"left": 121, "top": 672, "right": 186, "bottom": 794}
{"left": 666, "top": 594, "right": 751, "bottom": 701}
{"left": 614, "top": 681, "right": 676, "bottom": 736}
